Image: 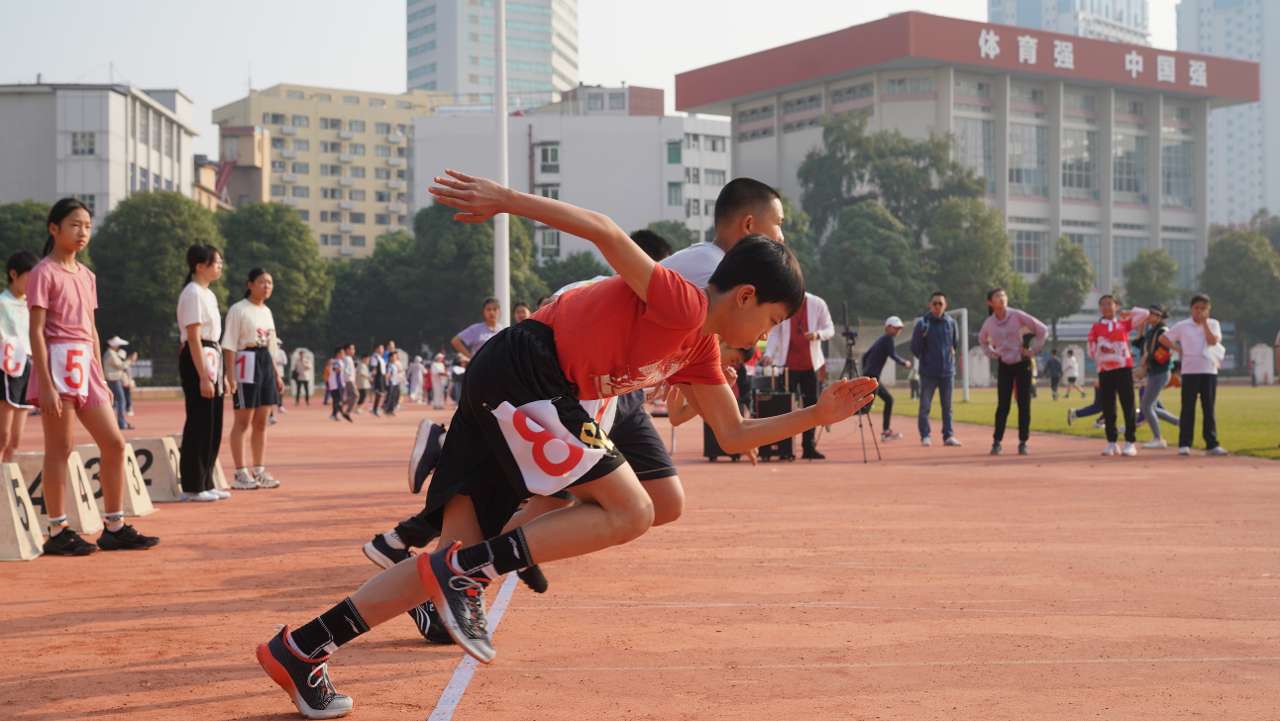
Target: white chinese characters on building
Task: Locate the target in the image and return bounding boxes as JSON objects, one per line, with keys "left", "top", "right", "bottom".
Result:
{"left": 1053, "top": 40, "right": 1075, "bottom": 69}
{"left": 1157, "top": 55, "right": 1176, "bottom": 83}
{"left": 979, "top": 29, "right": 1001, "bottom": 60}
{"left": 1017, "top": 35, "right": 1038, "bottom": 64}
{"left": 1124, "top": 50, "right": 1145, "bottom": 79}
{"left": 1189, "top": 60, "right": 1208, "bottom": 87}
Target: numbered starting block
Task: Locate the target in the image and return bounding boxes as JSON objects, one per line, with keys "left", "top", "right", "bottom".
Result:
{"left": 15, "top": 451, "right": 104, "bottom": 536}
{"left": 131, "top": 437, "right": 183, "bottom": 502}
{"left": 74, "top": 443, "right": 156, "bottom": 517}
{"left": 170, "top": 433, "right": 229, "bottom": 491}
{"left": 1, "top": 463, "right": 43, "bottom": 561}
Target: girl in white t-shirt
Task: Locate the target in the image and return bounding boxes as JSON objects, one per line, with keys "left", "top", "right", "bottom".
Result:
{"left": 176, "top": 245, "right": 228, "bottom": 502}
{"left": 222, "top": 268, "right": 283, "bottom": 490}
{"left": 0, "top": 250, "right": 37, "bottom": 461}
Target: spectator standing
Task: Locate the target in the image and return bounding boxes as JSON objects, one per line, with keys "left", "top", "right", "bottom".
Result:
{"left": 176, "top": 244, "right": 228, "bottom": 502}
{"left": 977, "top": 288, "right": 1047, "bottom": 456}
{"left": 383, "top": 352, "right": 403, "bottom": 416}
{"left": 407, "top": 355, "right": 424, "bottom": 403}
{"left": 860, "top": 316, "right": 913, "bottom": 441}
{"left": 355, "top": 354, "right": 372, "bottom": 413}
{"left": 910, "top": 291, "right": 962, "bottom": 447}
{"left": 763, "top": 291, "right": 835, "bottom": 459}
{"left": 369, "top": 344, "right": 387, "bottom": 417}
{"left": 102, "top": 336, "right": 132, "bottom": 430}
{"left": 121, "top": 350, "right": 137, "bottom": 418}
{"left": 1063, "top": 348, "right": 1084, "bottom": 398}
{"left": 1086, "top": 296, "right": 1148, "bottom": 457}
{"left": 451, "top": 298, "right": 501, "bottom": 361}
{"left": 1160, "top": 293, "right": 1227, "bottom": 456}
{"left": 1136, "top": 304, "right": 1175, "bottom": 449}
{"left": 1045, "top": 349, "right": 1064, "bottom": 400}
{"left": 430, "top": 352, "right": 448, "bottom": 409}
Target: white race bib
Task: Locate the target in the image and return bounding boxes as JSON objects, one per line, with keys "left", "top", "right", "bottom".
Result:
{"left": 203, "top": 346, "right": 222, "bottom": 379}
{"left": 50, "top": 342, "right": 92, "bottom": 398}
{"left": 491, "top": 400, "right": 608, "bottom": 496}
{"left": 1, "top": 337, "right": 28, "bottom": 377}
{"left": 235, "top": 350, "right": 256, "bottom": 384}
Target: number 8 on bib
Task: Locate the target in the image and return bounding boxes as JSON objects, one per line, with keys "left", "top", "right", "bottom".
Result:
{"left": 491, "top": 400, "right": 607, "bottom": 496}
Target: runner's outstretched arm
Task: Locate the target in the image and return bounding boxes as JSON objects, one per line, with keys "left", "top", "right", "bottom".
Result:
{"left": 689, "top": 377, "right": 878, "bottom": 454}
{"left": 429, "top": 169, "right": 654, "bottom": 300}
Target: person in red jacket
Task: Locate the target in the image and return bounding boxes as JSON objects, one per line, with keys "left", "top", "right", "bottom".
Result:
{"left": 1086, "top": 295, "right": 1149, "bottom": 457}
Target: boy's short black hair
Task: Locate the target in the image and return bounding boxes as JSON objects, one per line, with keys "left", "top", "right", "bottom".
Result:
{"left": 1190, "top": 293, "right": 1211, "bottom": 306}
{"left": 629, "top": 229, "right": 673, "bottom": 262}
{"left": 707, "top": 235, "right": 805, "bottom": 316}
{"left": 513, "top": 301, "right": 530, "bottom": 311}
{"left": 713, "top": 178, "right": 780, "bottom": 228}
{"left": 7, "top": 250, "right": 38, "bottom": 278}
{"left": 930, "top": 290, "right": 946, "bottom": 300}
{"left": 1098, "top": 293, "right": 1116, "bottom": 304}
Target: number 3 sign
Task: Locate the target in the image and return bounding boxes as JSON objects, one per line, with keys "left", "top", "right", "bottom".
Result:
{"left": 50, "top": 342, "right": 91, "bottom": 398}
{"left": 490, "top": 400, "right": 607, "bottom": 496}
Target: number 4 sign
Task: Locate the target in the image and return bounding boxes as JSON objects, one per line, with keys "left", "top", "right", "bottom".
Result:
{"left": 490, "top": 400, "right": 607, "bottom": 496}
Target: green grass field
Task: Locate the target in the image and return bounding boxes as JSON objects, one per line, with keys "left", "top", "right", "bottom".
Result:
{"left": 885, "top": 382, "right": 1280, "bottom": 460}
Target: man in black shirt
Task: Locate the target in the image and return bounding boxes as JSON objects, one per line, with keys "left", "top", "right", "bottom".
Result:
{"left": 860, "top": 316, "right": 913, "bottom": 440}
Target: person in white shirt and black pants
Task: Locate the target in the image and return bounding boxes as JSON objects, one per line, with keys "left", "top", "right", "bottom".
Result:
{"left": 763, "top": 291, "right": 835, "bottom": 459}
{"left": 1160, "top": 293, "right": 1228, "bottom": 456}
{"left": 176, "top": 245, "right": 229, "bottom": 501}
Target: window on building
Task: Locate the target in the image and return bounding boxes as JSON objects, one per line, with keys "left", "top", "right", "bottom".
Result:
{"left": 537, "top": 184, "right": 560, "bottom": 200}
{"left": 666, "top": 141, "right": 682, "bottom": 164}
{"left": 539, "top": 145, "right": 559, "bottom": 173}
{"left": 735, "top": 104, "right": 775, "bottom": 123}
{"left": 539, "top": 228, "right": 561, "bottom": 259}
{"left": 71, "top": 131, "right": 95, "bottom": 156}
{"left": 350, "top": 235, "right": 367, "bottom": 247}
{"left": 708, "top": 136, "right": 727, "bottom": 152}
{"left": 667, "top": 182, "right": 682, "bottom": 206}
{"left": 397, "top": 169, "right": 407, "bottom": 179}
{"left": 1163, "top": 237, "right": 1196, "bottom": 290}
{"left": 685, "top": 167, "right": 701, "bottom": 184}
{"left": 292, "top": 185, "right": 310, "bottom": 198}
{"left": 293, "top": 139, "right": 310, "bottom": 151}
{"left": 291, "top": 115, "right": 309, "bottom": 128}
{"left": 271, "top": 160, "right": 287, "bottom": 172}
{"left": 685, "top": 133, "right": 701, "bottom": 150}
{"left": 587, "top": 94, "right": 604, "bottom": 111}
{"left": 1113, "top": 133, "right": 1148, "bottom": 201}
{"left": 153, "top": 117, "right": 162, "bottom": 148}
{"left": 687, "top": 199, "right": 701, "bottom": 216}
{"left": 321, "top": 187, "right": 343, "bottom": 200}
{"left": 1162, "top": 140, "right": 1194, "bottom": 209}
{"left": 287, "top": 89, "right": 305, "bottom": 100}
{"left": 1008, "top": 123, "right": 1048, "bottom": 197}
{"left": 1065, "top": 233, "right": 1102, "bottom": 287}
{"left": 348, "top": 189, "right": 366, "bottom": 201}
{"left": 271, "top": 183, "right": 285, "bottom": 197}
{"left": 75, "top": 194, "right": 96, "bottom": 214}
{"left": 781, "top": 94, "right": 822, "bottom": 115}
{"left": 375, "top": 168, "right": 391, "bottom": 180}
{"left": 831, "top": 81, "right": 875, "bottom": 105}
{"left": 350, "top": 166, "right": 366, "bottom": 178}
{"left": 1061, "top": 129, "right": 1099, "bottom": 200}
{"left": 376, "top": 214, "right": 391, "bottom": 225}
{"left": 349, "top": 119, "right": 366, "bottom": 132}
{"left": 1064, "top": 87, "right": 1098, "bottom": 118}
{"left": 292, "top": 162, "right": 310, "bottom": 174}
{"left": 704, "top": 169, "right": 726, "bottom": 186}
{"left": 884, "top": 76, "right": 935, "bottom": 96}
{"left": 608, "top": 92, "right": 626, "bottom": 110}
{"left": 130, "top": 162, "right": 136, "bottom": 191}
{"left": 321, "top": 164, "right": 343, "bottom": 177}
{"left": 376, "top": 145, "right": 391, "bottom": 157}
{"left": 271, "top": 137, "right": 286, "bottom": 150}
{"left": 343, "top": 95, "right": 359, "bottom": 105}
{"left": 1011, "top": 230, "right": 1046, "bottom": 274}
{"left": 320, "top": 117, "right": 342, "bottom": 130}
{"left": 954, "top": 117, "right": 995, "bottom": 194}
{"left": 297, "top": 209, "right": 310, "bottom": 221}
{"left": 375, "top": 122, "right": 392, "bottom": 135}
{"left": 375, "top": 190, "right": 391, "bottom": 202}
{"left": 164, "top": 126, "right": 174, "bottom": 157}
{"left": 1113, "top": 236, "right": 1147, "bottom": 280}
{"left": 321, "top": 141, "right": 342, "bottom": 153}
{"left": 265, "top": 112, "right": 287, "bottom": 126}
{"left": 349, "top": 212, "right": 366, "bottom": 223}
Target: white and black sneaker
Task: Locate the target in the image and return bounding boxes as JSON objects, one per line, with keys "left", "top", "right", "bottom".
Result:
{"left": 361, "top": 533, "right": 410, "bottom": 569}
{"left": 410, "top": 601, "right": 454, "bottom": 645}
{"left": 231, "top": 470, "right": 259, "bottom": 490}
{"left": 408, "top": 421, "right": 446, "bottom": 494}
{"left": 256, "top": 627, "right": 353, "bottom": 719}
{"left": 419, "top": 542, "right": 495, "bottom": 663}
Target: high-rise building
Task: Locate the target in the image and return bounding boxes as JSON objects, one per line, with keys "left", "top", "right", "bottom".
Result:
{"left": 412, "top": 87, "right": 729, "bottom": 261}
{"left": 0, "top": 82, "right": 198, "bottom": 217}
{"left": 212, "top": 83, "right": 452, "bottom": 258}
{"left": 1178, "top": 0, "right": 1276, "bottom": 225}
{"left": 990, "top": 0, "right": 1150, "bottom": 45}
{"left": 406, "top": 0, "right": 579, "bottom": 111}
{"left": 676, "top": 12, "right": 1258, "bottom": 299}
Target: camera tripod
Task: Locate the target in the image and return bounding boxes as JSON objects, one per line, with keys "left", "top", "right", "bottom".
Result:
{"left": 835, "top": 302, "right": 881, "bottom": 464}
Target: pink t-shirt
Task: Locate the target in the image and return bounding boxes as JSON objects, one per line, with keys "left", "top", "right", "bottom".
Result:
{"left": 26, "top": 257, "right": 98, "bottom": 345}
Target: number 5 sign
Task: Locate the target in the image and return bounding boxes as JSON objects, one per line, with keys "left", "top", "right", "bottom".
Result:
{"left": 490, "top": 400, "right": 607, "bottom": 496}
{"left": 50, "top": 342, "right": 91, "bottom": 397}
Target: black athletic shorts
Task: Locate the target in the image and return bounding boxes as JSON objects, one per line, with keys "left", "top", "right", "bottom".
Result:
{"left": 232, "top": 347, "right": 281, "bottom": 410}
{"left": 2, "top": 363, "right": 32, "bottom": 409}
{"left": 611, "top": 390, "right": 676, "bottom": 482}
{"left": 423, "top": 320, "right": 625, "bottom": 538}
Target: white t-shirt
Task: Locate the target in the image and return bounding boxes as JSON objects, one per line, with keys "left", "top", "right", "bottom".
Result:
{"left": 222, "top": 298, "right": 277, "bottom": 352}
{"left": 1063, "top": 355, "right": 1080, "bottom": 378}
{"left": 658, "top": 241, "right": 725, "bottom": 290}
{"left": 1166, "top": 318, "right": 1223, "bottom": 375}
{"left": 0, "top": 289, "right": 30, "bottom": 358}
{"left": 177, "top": 282, "right": 221, "bottom": 343}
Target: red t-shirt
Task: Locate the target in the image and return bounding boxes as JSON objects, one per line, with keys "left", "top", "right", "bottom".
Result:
{"left": 533, "top": 264, "right": 724, "bottom": 400}
{"left": 785, "top": 297, "right": 811, "bottom": 371}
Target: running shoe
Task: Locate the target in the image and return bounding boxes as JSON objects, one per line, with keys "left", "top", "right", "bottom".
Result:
{"left": 943, "top": 437, "right": 963, "bottom": 447}
{"left": 990, "top": 442, "right": 1002, "bottom": 455}
{"left": 881, "top": 430, "right": 902, "bottom": 441}
{"left": 180, "top": 490, "right": 219, "bottom": 502}
{"left": 1121, "top": 443, "right": 1138, "bottom": 457}
{"left": 268, "top": 415, "right": 278, "bottom": 426}
{"left": 1142, "top": 439, "right": 1168, "bottom": 449}
{"left": 232, "top": 470, "right": 259, "bottom": 490}
{"left": 419, "top": 542, "right": 495, "bottom": 663}
{"left": 256, "top": 469, "right": 281, "bottom": 489}
{"left": 1066, "top": 409, "right": 1074, "bottom": 426}
{"left": 801, "top": 449, "right": 826, "bottom": 460}
{"left": 1205, "top": 446, "right": 1229, "bottom": 457}
{"left": 408, "top": 421, "right": 446, "bottom": 494}
{"left": 362, "top": 533, "right": 410, "bottom": 569}
{"left": 97, "top": 524, "right": 159, "bottom": 551}
{"left": 1101, "top": 443, "right": 1118, "bottom": 456}
{"left": 1178, "top": 446, "right": 1192, "bottom": 456}
{"left": 409, "top": 601, "right": 454, "bottom": 644}
{"left": 517, "top": 564, "right": 549, "bottom": 594}
{"left": 256, "top": 627, "right": 353, "bottom": 719}
{"left": 921, "top": 436, "right": 932, "bottom": 447}
{"left": 1017, "top": 442, "right": 1028, "bottom": 456}
{"left": 43, "top": 528, "right": 97, "bottom": 556}
{"left": 210, "top": 488, "right": 231, "bottom": 500}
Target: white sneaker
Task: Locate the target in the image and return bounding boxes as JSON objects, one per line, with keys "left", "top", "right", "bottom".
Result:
{"left": 231, "top": 471, "right": 259, "bottom": 490}
{"left": 209, "top": 488, "right": 231, "bottom": 500}
{"left": 1178, "top": 446, "right": 1192, "bottom": 455}
{"left": 1142, "top": 439, "right": 1167, "bottom": 449}
{"left": 180, "top": 490, "right": 218, "bottom": 502}
{"left": 255, "top": 469, "right": 280, "bottom": 489}
{"left": 1121, "top": 443, "right": 1137, "bottom": 457}
{"left": 1205, "top": 446, "right": 1229, "bottom": 456}
{"left": 944, "top": 437, "right": 963, "bottom": 447}
{"left": 1101, "top": 443, "right": 1118, "bottom": 456}
{"left": 921, "top": 436, "right": 932, "bottom": 447}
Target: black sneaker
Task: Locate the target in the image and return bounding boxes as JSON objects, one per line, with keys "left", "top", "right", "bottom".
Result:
{"left": 256, "top": 627, "right": 353, "bottom": 719}
{"left": 517, "top": 564, "right": 550, "bottom": 594}
{"left": 420, "top": 542, "right": 495, "bottom": 663}
{"left": 361, "top": 533, "right": 410, "bottom": 570}
{"left": 97, "top": 524, "right": 159, "bottom": 551}
{"left": 990, "top": 442, "right": 1002, "bottom": 455}
{"left": 801, "top": 450, "right": 826, "bottom": 460}
{"left": 408, "top": 421, "right": 446, "bottom": 494}
{"left": 409, "top": 601, "right": 454, "bottom": 644}
{"left": 1018, "top": 442, "right": 1029, "bottom": 456}
{"left": 43, "top": 528, "right": 97, "bottom": 556}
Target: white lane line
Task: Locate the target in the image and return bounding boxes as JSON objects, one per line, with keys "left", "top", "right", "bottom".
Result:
{"left": 426, "top": 574, "right": 518, "bottom": 721}
{"left": 493, "top": 655, "right": 1280, "bottom": 675}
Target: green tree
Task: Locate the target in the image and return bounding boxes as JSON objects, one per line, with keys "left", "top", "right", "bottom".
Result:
{"left": 219, "top": 203, "right": 334, "bottom": 347}
{"left": 1028, "top": 236, "right": 1094, "bottom": 344}
{"left": 0, "top": 200, "right": 53, "bottom": 263}
{"left": 812, "top": 201, "right": 929, "bottom": 325}
{"left": 92, "top": 192, "right": 223, "bottom": 356}
{"left": 1122, "top": 247, "right": 1179, "bottom": 307}
{"left": 536, "top": 251, "right": 611, "bottom": 294}
{"left": 1200, "top": 230, "right": 1280, "bottom": 347}
{"left": 779, "top": 195, "right": 819, "bottom": 280}
{"left": 797, "top": 113, "right": 983, "bottom": 243}
{"left": 925, "top": 197, "right": 1025, "bottom": 316}
{"left": 645, "top": 220, "right": 699, "bottom": 251}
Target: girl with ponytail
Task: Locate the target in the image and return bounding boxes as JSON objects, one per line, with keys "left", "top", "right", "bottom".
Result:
{"left": 176, "top": 244, "right": 228, "bottom": 501}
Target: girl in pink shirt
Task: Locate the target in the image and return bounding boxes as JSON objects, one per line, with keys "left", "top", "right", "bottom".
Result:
{"left": 977, "top": 288, "right": 1047, "bottom": 455}
{"left": 27, "top": 198, "right": 159, "bottom": 556}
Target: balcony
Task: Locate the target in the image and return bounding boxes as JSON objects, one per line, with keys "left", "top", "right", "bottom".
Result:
{"left": 338, "top": 177, "right": 354, "bottom": 187}
{"left": 282, "top": 173, "right": 298, "bottom": 184}
{"left": 387, "top": 158, "right": 405, "bottom": 168}
{"left": 387, "top": 202, "right": 405, "bottom": 213}
{"left": 338, "top": 130, "right": 354, "bottom": 140}
{"left": 281, "top": 149, "right": 297, "bottom": 159}
{"left": 338, "top": 153, "right": 354, "bottom": 163}
{"left": 387, "top": 133, "right": 404, "bottom": 144}
{"left": 387, "top": 179, "right": 406, "bottom": 190}
{"left": 338, "top": 201, "right": 354, "bottom": 210}
{"left": 339, "top": 223, "right": 354, "bottom": 233}
{"left": 539, "top": 163, "right": 559, "bottom": 174}
{"left": 280, "top": 197, "right": 299, "bottom": 207}
{"left": 281, "top": 126, "right": 298, "bottom": 136}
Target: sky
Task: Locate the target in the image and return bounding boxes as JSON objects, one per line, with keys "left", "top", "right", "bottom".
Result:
{"left": 0, "top": 0, "right": 1179, "bottom": 158}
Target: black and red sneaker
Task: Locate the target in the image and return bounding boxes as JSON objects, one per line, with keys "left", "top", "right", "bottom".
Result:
{"left": 417, "top": 542, "right": 494, "bottom": 663}
{"left": 256, "top": 627, "right": 353, "bottom": 719}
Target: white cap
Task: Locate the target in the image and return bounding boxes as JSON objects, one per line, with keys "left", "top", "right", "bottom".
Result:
{"left": 885, "top": 316, "right": 904, "bottom": 328}
{"left": 106, "top": 336, "right": 129, "bottom": 348}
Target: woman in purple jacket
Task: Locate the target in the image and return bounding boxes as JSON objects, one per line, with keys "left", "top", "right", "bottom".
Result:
{"left": 978, "top": 288, "right": 1048, "bottom": 456}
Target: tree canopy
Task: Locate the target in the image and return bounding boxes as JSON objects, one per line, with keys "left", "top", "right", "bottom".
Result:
{"left": 1122, "top": 247, "right": 1179, "bottom": 308}
{"left": 924, "top": 197, "right": 1026, "bottom": 317}
{"left": 1200, "top": 230, "right": 1280, "bottom": 346}
{"left": 813, "top": 201, "right": 929, "bottom": 325}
